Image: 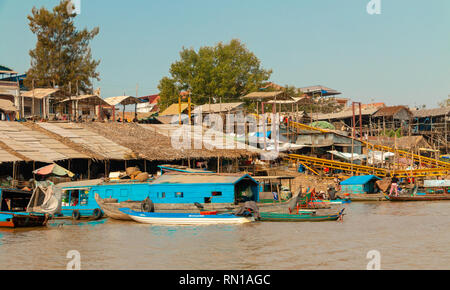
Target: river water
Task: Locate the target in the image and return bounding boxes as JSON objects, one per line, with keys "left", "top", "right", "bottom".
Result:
{"left": 0, "top": 201, "right": 449, "bottom": 270}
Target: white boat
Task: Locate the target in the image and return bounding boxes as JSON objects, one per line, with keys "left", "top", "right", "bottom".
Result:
{"left": 119, "top": 208, "right": 254, "bottom": 225}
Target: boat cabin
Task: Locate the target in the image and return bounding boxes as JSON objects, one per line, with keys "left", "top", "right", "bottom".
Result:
{"left": 56, "top": 179, "right": 104, "bottom": 218}
{"left": 0, "top": 188, "right": 49, "bottom": 228}
{"left": 0, "top": 188, "right": 33, "bottom": 212}
{"left": 253, "top": 176, "right": 295, "bottom": 202}
{"left": 148, "top": 173, "right": 259, "bottom": 204}
{"left": 340, "top": 175, "right": 381, "bottom": 194}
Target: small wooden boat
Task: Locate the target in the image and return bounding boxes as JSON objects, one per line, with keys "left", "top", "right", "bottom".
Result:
{"left": 259, "top": 209, "right": 345, "bottom": 222}
{"left": 0, "top": 211, "right": 49, "bottom": 228}
{"left": 119, "top": 208, "right": 255, "bottom": 225}
{"left": 310, "top": 199, "right": 351, "bottom": 205}
{"left": 385, "top": 194, "right": 450, "bottom": 201}
{"left": 342, "top": 193, "right": 387, "bottom": 201}
{"left": 94, "top": 193, "right": 151, "bottom": 220}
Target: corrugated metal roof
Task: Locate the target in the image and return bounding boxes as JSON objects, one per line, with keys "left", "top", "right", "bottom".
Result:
{"left": 0, "top": 122, "right": 87, "bottom": 162}
{"left": 59, "top": 95, "right": 109, "bottom": 105}
{"left": 241, "top": 91, "right": 290, "bottom": 100}
{"left": 21, "top": 88, "right": 60, "bottom": 99}
{"left": 340, "top": 175, "right": 381, "bottom": 185}
{"left": 0, "top": 99, "right": 18, "bottom": 112}
{"left": 0, "top": 148, "right": 22, "bottom": 163}
{"left": 38, "top": 122, "right": 134, "bottom": 160}
{"left": 104, "top": 96, "right": 142, "bottom": 106}
{"left": 160, "top": 103, "right": 190, "bottom": 116}
{"left": 152, "top": 173, "right": 256, "bottom": 185}
{"left": 298, "top": 85, "right": 341, "bottom": 96}
{"left": 312, "top": 108, "right": 380, "bottom": 120}
{"left": 372, "top": 106, "right": 412, "bottom": 117}
{"left": 193, "top": 102, "right": 244, "bottom": 114}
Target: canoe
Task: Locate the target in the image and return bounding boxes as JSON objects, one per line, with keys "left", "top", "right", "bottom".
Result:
{"left": 310, "top": 199, "right": 351, "bottom": 205}
{"left": 119, "top": 208, "right": 254, "bottom": 225}
{"left": 259, "top": 209, "right": 345, "bottom": 222}
{"left": 385, "top": 194, "right": 450, "bottom": 201}
{"left": 0, "top": 211, "right": 49, "bottom": 228}
{"left": 95, "top": 193, "right": 150, "bottom": 220}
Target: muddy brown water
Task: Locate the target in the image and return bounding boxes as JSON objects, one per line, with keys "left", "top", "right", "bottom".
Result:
{"left": 0, "top": 202, "right": 449, "bottom": 270}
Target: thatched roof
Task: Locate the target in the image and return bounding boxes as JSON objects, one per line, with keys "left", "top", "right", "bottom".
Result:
{"left": 412, "top": 107, "right": 450, "bottom": 118}
{"left": 368, "top": 136, "right": 431, "bottom": 151}
{"left": 82, "top": 122, "right": 260, "bottom": 161}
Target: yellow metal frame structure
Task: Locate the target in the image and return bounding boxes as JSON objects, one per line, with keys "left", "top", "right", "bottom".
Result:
{"left": 288, "top": 121, "right": 450, "bottom": 168}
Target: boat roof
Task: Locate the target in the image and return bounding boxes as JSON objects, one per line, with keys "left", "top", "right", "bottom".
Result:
{"left": 253, "top": 176, "right": 296, "bottom": 180}
{"left": 151, "top": 173, "right": 258, "bottom": 185}
{"left": 158, "top": 164, "right": 214, "bottom": 174}
{"left": 340, "top": 175, "right": 381, "bottom": 185}
{"left": 55, "top": 179, "right": 104, "bottom": 188}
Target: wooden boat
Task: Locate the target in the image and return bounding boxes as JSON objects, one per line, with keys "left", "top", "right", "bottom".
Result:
{"left": 259, "top": 208, "right": 345, "bottom": 222}
{"left": 385, "top": 194, "right": 450, "bottom": 201}
{"left": 342, "top": 193, "right": 387, "bottom": 201}
{"left": 0, "top": 211, "right": 49, "bottom": 228}
{"left": 384, "top": 183, "right": 450, "bottom": 201}
{"left": 95, "top": 193, "right": 151, "bottom": 220}
{"left": 0, "top": 188, "right": 50, "bottom": 228}
{"left": 309, "top": 199, "right": 351, "bottom": 205}
{"left": 119, "top": 208, "right": 254, "bottom": 225}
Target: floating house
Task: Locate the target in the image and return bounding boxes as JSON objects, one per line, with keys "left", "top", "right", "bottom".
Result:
{"left": 148, "top": 173, "right": 259, "bottom": 204}
{"left": 340, "top": 175, "right": 381, "bottom": 194}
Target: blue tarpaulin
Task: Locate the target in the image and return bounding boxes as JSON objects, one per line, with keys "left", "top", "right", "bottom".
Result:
{"left": 340, "top": 175, "right": 381, "bottom": 185}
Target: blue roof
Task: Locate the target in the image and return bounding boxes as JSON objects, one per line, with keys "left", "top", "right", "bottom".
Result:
{"left": 340, "top": 175, "right": 381, "bottom": 185}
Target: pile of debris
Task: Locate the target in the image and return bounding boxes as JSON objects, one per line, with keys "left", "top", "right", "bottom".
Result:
{"left": 108, "top": 166, "right": 151, "bottom": 182}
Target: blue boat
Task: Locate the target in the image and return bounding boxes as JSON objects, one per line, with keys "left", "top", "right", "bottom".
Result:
{"left": 119, "top": 208, "right": 254, "bottom": 225}
{"left": 58, "top": 173, "right": 267, "bottom": 220}
{"left": 55, "top": 179, "right": 105, "bottom": 220}
{"left": 0, "top": 188, "right": 48, "bottom": 228}
{"left": 157, "top": 164, "right": 214, "bottom": 174}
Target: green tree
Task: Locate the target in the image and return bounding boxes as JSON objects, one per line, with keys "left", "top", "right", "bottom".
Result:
{"left": 25, "top": 0, "right": 100, "bottom": 94}
{"left": 158, "top": 39, "right": 272, "bottom": 110}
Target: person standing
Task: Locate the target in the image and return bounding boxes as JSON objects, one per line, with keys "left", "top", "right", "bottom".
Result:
{"left": 390, "top": 176, "right": 399, "bottom": 197}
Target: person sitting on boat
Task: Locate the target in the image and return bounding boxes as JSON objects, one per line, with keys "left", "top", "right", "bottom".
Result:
{"left": 390, "top": 176, "right": 399, "bottom": 197}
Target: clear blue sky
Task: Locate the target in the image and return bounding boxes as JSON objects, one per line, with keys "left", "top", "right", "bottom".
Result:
{"left": 1, "top": 0, "right": 449, "bottom": 107}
